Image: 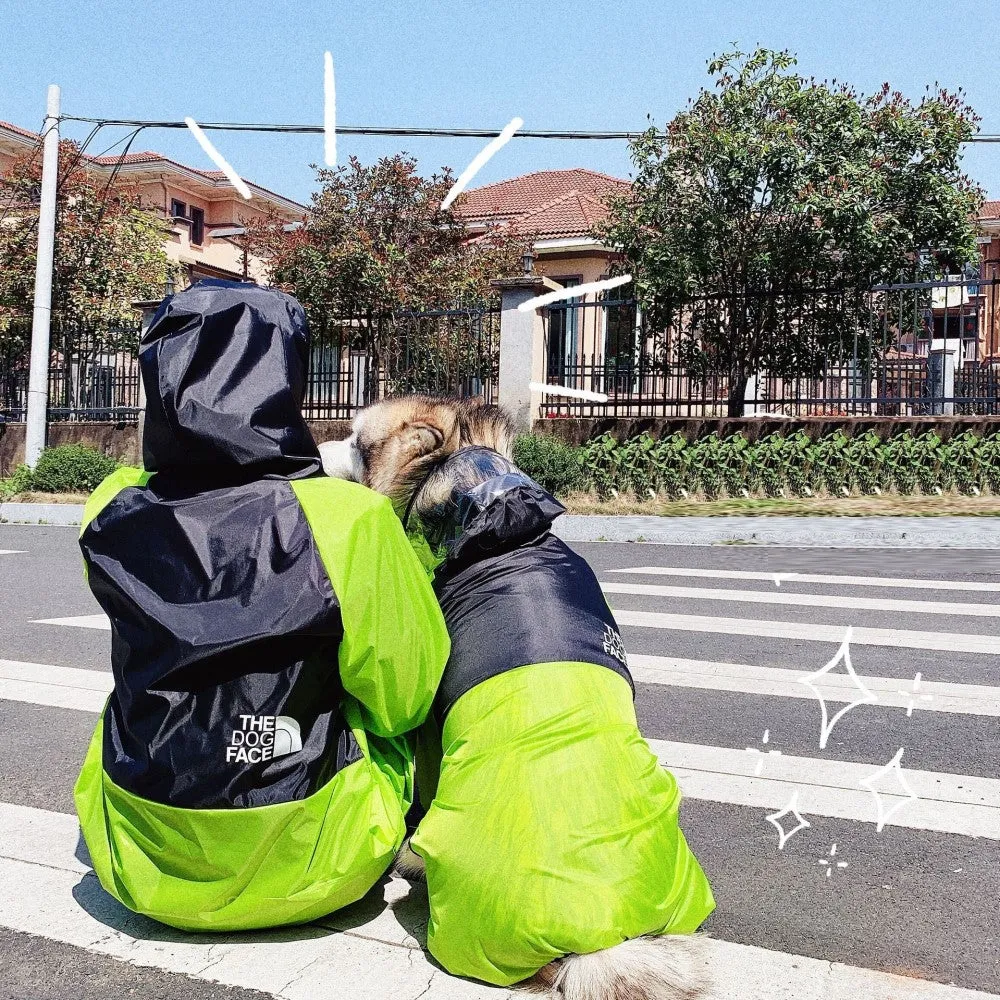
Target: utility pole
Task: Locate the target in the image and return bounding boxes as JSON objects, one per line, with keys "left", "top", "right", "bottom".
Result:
{"left": 24, "top": 84, "right": 60, "bottom": 468}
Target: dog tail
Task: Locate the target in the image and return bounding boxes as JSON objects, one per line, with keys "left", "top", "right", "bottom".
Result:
{"left": 530, "top": 935, "right": 711, "bottom": 1000}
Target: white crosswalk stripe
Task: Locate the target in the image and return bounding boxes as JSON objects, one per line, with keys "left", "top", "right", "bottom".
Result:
{"left": 612, "top": 609, "right": 1000, "bottom": 654}
{"left": 604, "top": 580, "right": 1000, "bottom": 618}
{"left": 610, "top": 564, "right": 1000, "bottom": 593}
{"left": 629, "top": 654, "right": 1000, "bottom": 716}
{"left": 0, "top": 658, "right": 111, "bottom": 711}
{"left": 32, "top": 614, "right": 110, "bottom": 630}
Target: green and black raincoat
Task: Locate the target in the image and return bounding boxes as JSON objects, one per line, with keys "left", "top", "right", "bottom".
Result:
{"left": 408, "top": 448, "right": 715, "bottom": 986}
{"left": 74, "top": 280, "right": 449, "bottom": 932}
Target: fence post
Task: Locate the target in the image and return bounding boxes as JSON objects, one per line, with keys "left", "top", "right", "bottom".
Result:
{"left": 927, "top": 346, "right": 957, "bottom": 416}
{"left": 493, "top": 275, "right": 553, "bottom": 432}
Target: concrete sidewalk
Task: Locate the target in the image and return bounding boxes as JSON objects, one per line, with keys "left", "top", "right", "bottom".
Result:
{"left": 5, "top": 502, "right": 1000, "bottom": 546}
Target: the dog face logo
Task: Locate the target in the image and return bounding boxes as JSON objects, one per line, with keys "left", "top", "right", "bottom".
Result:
{"left": 602, "top": 624, "right": 628, "bottom": 666}
{"left": 226, "top": 714, "right": 302, "bottom": 764}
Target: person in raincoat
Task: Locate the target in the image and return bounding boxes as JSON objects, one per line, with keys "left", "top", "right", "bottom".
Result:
{"left": 322, "top": 398, "right": 716, "bottom": 999}
{"left": 74, "top": 279, "right": 450, "bottom": 932}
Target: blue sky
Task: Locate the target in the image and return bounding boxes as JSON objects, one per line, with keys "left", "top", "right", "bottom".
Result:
{"left": 3, "top": 0, "right": 999, "bottom": 205}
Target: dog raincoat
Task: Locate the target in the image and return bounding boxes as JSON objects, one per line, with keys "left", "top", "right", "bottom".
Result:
{"left": 409, "top": 450, "right": 715, "bottom": 985}
{"left": 74, "top": 280, "right": 449, "bottom": 932}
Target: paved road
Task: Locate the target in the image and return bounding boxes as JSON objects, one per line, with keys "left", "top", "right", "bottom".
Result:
{"left": 1, "top": 525, "right": 998, "bottom": 999}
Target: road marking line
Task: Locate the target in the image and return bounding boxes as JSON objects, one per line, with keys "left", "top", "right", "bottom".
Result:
{"left": 0, "top": 659, "right": 110, "bottom": 711}
{"left": 604, "top": 581, "right": 1000, "bottom": 618}
{"left": 629, "top": 655, "right": 1000, "bottom": 716}
{"left": 610, "top": 564, "right": 1000, "bottom": 593}
{"left": 1, "top": 805, "right": 996, "bottom": 999}
{"left": 612, "top": 609, "right": 1000, "bottom": 655}
{"left": 650, "top": 739, "right": 1000, "bottom": 840}
{"left": 32, "top": 614, "right": 110, "bottom": 630}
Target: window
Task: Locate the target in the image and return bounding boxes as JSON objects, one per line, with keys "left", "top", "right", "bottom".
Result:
{"left": 190, "top": 207, "right": 205, "bottom": 245}
{"left": 170, "top": 198, "right": 186, "bottom": 219}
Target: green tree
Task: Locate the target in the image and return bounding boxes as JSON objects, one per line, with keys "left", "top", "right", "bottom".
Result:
{"left": 249, "top": 154, "right": 522, "bottom": 313}
{"left": 599, "top": 48, "right": 984, "bottom": 415}
{"left": 0, "top": 140, "right": 176, "bottom": 350}
{"left": 247, "top": 154, "right": 524, "bottom": 395}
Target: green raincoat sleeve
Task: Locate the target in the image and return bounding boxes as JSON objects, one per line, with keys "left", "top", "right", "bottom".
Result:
{"left": 292, "top": 476, "right": 451, "bottom": 738}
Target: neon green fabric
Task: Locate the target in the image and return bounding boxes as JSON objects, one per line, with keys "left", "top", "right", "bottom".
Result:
{"left": 75, "top": 471, "right": 450, "bottom": 931}
{"left": 410, "top": 661, "right": 715, "bottom": 986}
{"left": 75, "top": 702, "right": 411, "bottom": 931}
{"left": 292, "top": 477, "right": 450, "bottom": 738}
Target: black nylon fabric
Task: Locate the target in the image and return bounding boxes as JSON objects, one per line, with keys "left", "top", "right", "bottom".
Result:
{"left": 80, "top": 281, "right": 360, "bottom": 809}
{"left": 429, "top": 458, "right": 633, "bottom": 722}
{"left": 141, "top": 279, "right": 321, "bottom": 481}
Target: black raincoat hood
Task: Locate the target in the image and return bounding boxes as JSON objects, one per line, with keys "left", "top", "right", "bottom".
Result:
{"left": 140, "top": 279, "right": 321, "bottom": 480}
{"left": 416, "top": 447, "right": 565, "bottom": 570}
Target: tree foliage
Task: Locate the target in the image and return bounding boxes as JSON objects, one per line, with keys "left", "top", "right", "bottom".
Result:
{"left": 247, "top": 154, "right": 525, "bottom": 316}
{"left": 0, "top": 140, "right": 175, "bottom": 348}
{"left": 598, "top": 48, "right": 984, "bottom": 414}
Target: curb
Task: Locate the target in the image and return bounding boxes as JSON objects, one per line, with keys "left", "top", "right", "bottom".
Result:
{"left": 4, "top": 504, "right": 1000, "bottom": 547}
{"left": 0, "top": 503, "right": 85, "bottom": 526}
{"left": 554, "top": 514, "right": 1000, "bottom": 547}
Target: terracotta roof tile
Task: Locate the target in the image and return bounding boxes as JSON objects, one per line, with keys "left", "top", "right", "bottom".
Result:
{"left": 456, "top": 168, "right": 628, "bottom": 222}
{"left": 980, "top": 200, "right": 1000, "bottom": 220}
{"left": 508, "top": 188, "right": 613, "bottom": 240}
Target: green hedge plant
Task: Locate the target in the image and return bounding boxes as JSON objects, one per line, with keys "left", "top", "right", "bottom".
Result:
{"left": 28, "top": 445, "right": 119, "bottom": 493}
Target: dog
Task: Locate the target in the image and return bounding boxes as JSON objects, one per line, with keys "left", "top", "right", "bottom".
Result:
{"left": 321, "top": 396, "right": 715, "bottom": 1000}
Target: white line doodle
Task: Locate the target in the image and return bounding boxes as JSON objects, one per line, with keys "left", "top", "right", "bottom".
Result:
{"left": 518, "top": 273, "right": 632, "bottom": 312}
{"left": 746, "top": 728, "right": 782, "bottom": 776}
{"left": 324, "top": 51, "right": 336, "bottom": 167}
{"left": 766, "top": 791, "right": 812, "bottom": 850}
{"left": 859, "top": 747, "right": 919, "bottom": 832}
{"left": 818, "top": 843, "right": 849, "bottom": 879}
{"left": 528, "top": 381, "right": 609, "bottom": 403}
{"left": 898, "top": 671, "right": 934, "bottom": 717}
{"left": 797, "top": 627, "right": 877, "bottom": 749}
{"left": 441, "top": 116, "right": 522, "bottom": 210}
{"left": 184, "top": 118, "right": 252, "bottom": 200}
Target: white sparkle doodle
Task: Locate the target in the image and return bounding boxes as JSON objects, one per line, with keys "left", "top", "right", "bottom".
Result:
{"left": 324, "top": 51, "right": 336, "bottom": 167}
{"left": 185, "top": 118, "right": 252, "bottom": 200}
{"left": 860, "top": 747, "right": 919, "bottom": 832}
{"left": 518, "top": 274, "right": 633, "bottom": 312}
{"left": 898, "top": 671, "right": 934, "bottom": 717}
{"left": 818, "top": 843, "right": 849, "bottom": 879}
{"left": 746, "top": 729, "right": 782, "bottom": 776}
{"left": 441, "top": 116, "right": 522, "bottom": 210}
{"left": 797, "top": 627, "right": 877, "bottom": 749}
{"left": 765, "top": 791, "right": 811, "bottom": 850}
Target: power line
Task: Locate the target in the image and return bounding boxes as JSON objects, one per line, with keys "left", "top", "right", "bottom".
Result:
{"left": 56, "top": 114, "right": 1000, "bottom": 143}
{"left": 60, "top": 116, "right": 639, "bottom": 140}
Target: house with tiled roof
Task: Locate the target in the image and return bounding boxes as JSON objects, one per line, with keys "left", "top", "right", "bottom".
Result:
{"left": 455, "top": 168, "right": 633, "bottom": 385}
{"left": 0, "top": 120, "right": 305, "bottom": 286}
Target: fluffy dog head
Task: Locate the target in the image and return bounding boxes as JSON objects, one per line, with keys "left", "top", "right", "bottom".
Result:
{"left": 319, "top": 395, "right": 515, "bottom": 516}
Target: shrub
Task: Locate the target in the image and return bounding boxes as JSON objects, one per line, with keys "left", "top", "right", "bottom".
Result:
{"left": 0, "top": 463, "right": 35, "bottom": 499}
{"left": 513, "top": 434, "right": 586, "bottom": 496}
{"left": 29, "top": 444, "right": 119, "bottom": 493}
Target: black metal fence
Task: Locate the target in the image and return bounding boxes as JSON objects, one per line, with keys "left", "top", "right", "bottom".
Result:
{"left": 304, "top": 305, "right": 501, "bottom": 419}
{"left": 0, "top": 316, "right": 144, "bottom": 423}
{"left": 539, "top": 277, "right": 1000, "bottom": 417}
{"left": 0, "top": 303, "right": 501, "bottom": 423}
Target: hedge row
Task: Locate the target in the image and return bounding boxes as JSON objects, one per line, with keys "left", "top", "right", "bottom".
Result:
{"left": 0, "top": 444, "right": 119, "bottom": 499}
{"left": 514, "top": 430, "right": 1000, "bottom": 499}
